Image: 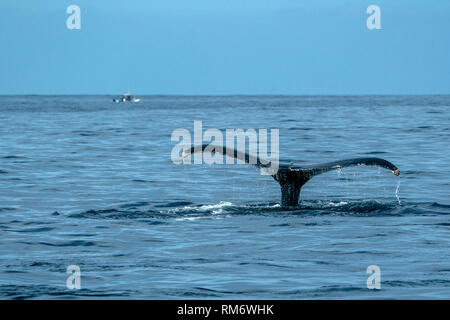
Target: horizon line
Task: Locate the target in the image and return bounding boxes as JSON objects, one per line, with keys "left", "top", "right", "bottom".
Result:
{"left": 1, "top": 93, "right": 449, "bottom": 97}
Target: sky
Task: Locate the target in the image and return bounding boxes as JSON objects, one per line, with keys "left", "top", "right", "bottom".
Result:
{"left": 0, "top": 0, "right": 449, "bottom": 95}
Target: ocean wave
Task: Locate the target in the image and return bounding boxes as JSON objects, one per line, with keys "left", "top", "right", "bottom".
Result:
{"left": 0, "top": 284, "right": 136, "bottom": 299}
{"left": 62, "top": 198, "right": 450, "bottom": 222}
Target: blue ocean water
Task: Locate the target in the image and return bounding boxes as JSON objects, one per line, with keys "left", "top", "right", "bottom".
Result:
{"left": 0, "top": 95, "right": 449, "bottom": 299}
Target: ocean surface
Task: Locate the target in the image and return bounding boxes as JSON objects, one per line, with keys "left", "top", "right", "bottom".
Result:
{"left": 0, "top": 95, "right": 449, "bottom": 299}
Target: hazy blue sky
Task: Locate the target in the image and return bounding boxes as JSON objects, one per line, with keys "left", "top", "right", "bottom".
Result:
{"left": 0, "top": 0, "right": 449, "bottom": 94}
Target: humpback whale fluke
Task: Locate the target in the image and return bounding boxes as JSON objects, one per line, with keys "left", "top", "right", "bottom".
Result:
{"left": 182, "top": 144, "right": 400, "bottom": 207}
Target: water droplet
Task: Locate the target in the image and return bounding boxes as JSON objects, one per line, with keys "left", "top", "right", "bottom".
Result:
{"left": 395, "top": 179, "right": 401, "bottom": 205}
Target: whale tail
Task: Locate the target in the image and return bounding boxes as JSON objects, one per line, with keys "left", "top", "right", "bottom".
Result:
{"left": 272, "top": 158, "right": 400, "bottom": 207}
{"left": 182, "top": 144, "right": 400, "bottom": 207}
{"left": 273, "top": 169, "right": 309, "bottom": 207}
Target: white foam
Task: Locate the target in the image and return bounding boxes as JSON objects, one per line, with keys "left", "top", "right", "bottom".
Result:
{"left": 198, "top": 201, "right": 233, "bottom": 212}
{"left": 328, "top": 201, "right": 349, "bottom": 207}
{"left": 174, "top": 216, "right": 202, "bottom": 221}
{"left": 168, "top": 201, "right": 233, "bottom": 215}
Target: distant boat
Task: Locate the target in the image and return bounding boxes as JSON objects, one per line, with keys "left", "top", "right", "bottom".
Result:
{"left": 113, "top": 94, "right": 140, "bottom": 103}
